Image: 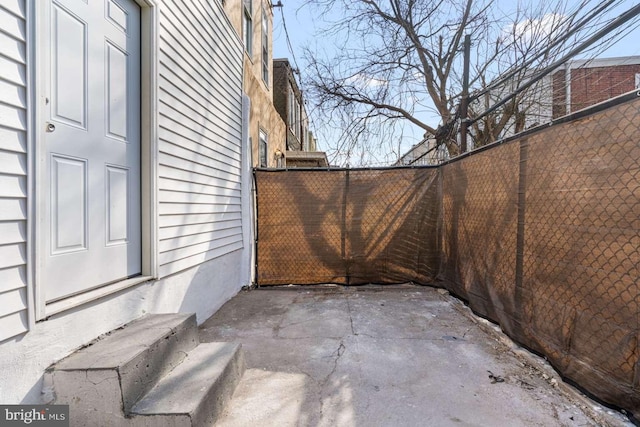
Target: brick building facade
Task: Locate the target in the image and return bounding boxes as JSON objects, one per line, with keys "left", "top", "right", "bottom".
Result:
{"left": 223, "top": 0, "right": 287, "bottom": 167}
{"left": 273, "top": 59, "right": 310, "bottom": 152}
{"left": 552, "top": 57, "right": 640, "bottom": 118}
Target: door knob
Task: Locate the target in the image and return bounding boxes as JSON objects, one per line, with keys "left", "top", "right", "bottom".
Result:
{"left": 46, "top": 123, "right": 56, "bottom": 132}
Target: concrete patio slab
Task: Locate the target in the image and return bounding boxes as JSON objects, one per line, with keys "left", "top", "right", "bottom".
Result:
{"left": 199, "top": 286, "right": 633, "bottom": 427}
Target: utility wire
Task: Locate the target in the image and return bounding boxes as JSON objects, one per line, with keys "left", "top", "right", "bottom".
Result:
{"left": 469, "top": 2, "right": 640, "bottom": 125}
{"left": 474, "top": 0, "right": 619, "bottom": 100}
{"left": 275, "top": 2, "right": 301, "bottom": 74}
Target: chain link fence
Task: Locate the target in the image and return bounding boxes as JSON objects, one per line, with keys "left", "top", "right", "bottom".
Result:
{"left": 255, "top": 167, "right": 441, "bottom": 285}
{"left": 254, "top": 93, "right": 640, "bottom": 419}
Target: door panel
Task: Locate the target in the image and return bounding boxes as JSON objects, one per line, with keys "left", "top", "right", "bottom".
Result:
{"left": 106, "top": 165, "right": 129, "bottom": 245}
{"left": 50, "top": 154, "right": 87, "bottom": 253}
{"left": 51, "top": 4, "right": 86, "bottom": 128}
{"left": 44, "top": 0, "right": 141, "bottom": 302}
{"left": 106, "top": 42, "right": 128, "bottom": 141}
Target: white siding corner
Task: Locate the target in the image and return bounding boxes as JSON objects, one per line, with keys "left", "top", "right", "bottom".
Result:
{"left": 156, "top": 0, "right": 243, "bottom": 277}
{"left": 0, "top": 0, "right": 28, "bottom": 341}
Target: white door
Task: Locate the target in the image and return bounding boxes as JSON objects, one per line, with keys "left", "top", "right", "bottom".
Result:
{"left": 43, "top": 0, "right": 141, "bottom": 302}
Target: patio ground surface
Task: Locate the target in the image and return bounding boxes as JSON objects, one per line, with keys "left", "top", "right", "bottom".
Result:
{"left": 199, "top": 285, "right": 632, "bottom": 427}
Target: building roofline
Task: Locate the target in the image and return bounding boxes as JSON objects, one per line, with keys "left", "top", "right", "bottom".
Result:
{"left": 568, "top": 55, "right": 640, "bottom": 68}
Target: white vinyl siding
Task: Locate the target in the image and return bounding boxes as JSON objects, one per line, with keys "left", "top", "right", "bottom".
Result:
{"left": 0, "top": 0, "right": 28, "bottom": 341}
{"left": 157, "top": 0, "right": 243, "bottom": 278}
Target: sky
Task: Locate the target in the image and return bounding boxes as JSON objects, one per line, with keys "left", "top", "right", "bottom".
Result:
{"left": 271, "top": 0, "right": 640, "bottom": 165}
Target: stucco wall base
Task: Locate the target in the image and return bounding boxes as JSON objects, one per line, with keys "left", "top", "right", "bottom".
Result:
{"left": 0, "top": 250, "right": 246, "bottom": 404}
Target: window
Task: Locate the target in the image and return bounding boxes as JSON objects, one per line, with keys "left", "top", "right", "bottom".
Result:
{"left": 243, "top": 0, "right": 252, "bottom": 55}
{"left": 288, "top": 85, "right": 295, "bottom": 128}
{"left": 303, "top": 119, "right": 309, "bottom": 151}
{"left": 262, "top": 7, "right": 269, "bottom": 85}
{"left": 259, "top": 129, "right": 268, "bottom": 167}
{"left": 294, "top": 98, "right": 300, "bottom": 140}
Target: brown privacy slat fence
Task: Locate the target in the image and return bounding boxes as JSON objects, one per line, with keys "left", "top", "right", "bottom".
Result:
{"left": 255, "top": 168, "right": 441, "bottom": 285}
{"left": 254, "top": 93, "right": 640, "bottom": 419}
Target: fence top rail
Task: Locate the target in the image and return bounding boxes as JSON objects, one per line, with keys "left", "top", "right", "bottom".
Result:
{"left": 254, "top": 164, "right": 440, "bottom": 173}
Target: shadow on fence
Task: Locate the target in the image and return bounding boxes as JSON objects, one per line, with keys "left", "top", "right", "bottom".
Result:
{"left": 254, "top": 93, "right": 640, "bottom": 419}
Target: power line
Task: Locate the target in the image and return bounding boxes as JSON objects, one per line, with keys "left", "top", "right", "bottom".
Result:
{"left": 273, "top": 2, "right": 325, "bottom": 151}
{"left": 275, "top": 2, "right": 301, "bottom": 74}
{"left": 475, "top": 0, "right": 620, "bottom": 99}
{"left": 468, "top": 2, "right": 640, "bottom": 125}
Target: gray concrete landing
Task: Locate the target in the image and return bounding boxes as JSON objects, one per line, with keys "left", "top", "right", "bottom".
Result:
{"left": 199, "top": 286, "right": 631, "bottom": 427}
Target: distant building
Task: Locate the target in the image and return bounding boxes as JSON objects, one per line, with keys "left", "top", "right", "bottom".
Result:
{"left": 223, "top": 0, "right": 286, "bottom": 168}
{"left": 285, "top": 151, "right": 329, "bottom": 168}
{"left": 273, "top": 58, "right": 328, "bottom": 167}
{"left": 273, "top": 59, "right": 308, "bottom": 151}
{"left": 552, "top": 56, "right": 640, "bottom": 118}
{"left": 395, "top": 137, "right": 449, "bottom": 166}
{"left": 495, "top": 56, "right": 640, "bottom": 142}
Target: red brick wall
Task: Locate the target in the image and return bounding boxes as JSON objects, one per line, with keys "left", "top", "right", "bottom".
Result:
{"left": 570, "top": 64, "right": 640, "bottom": 111}
{"left": 552, "top": 64, "right": 640, "bottom": 119}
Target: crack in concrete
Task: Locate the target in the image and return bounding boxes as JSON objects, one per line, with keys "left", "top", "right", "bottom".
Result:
{"left": 346, "top": 296, "right": 356, "bottom": 336}
{"left": 323, "top": 341, "right": 346, "bottom": 384}
{"left": 319, "top": 340, "right": 347, "bottom": 418}
{"left": 85, "top": 370, "right": 116, "bottom": 386}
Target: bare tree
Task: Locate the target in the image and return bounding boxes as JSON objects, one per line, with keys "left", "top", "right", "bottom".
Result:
{"left": 302, "top": 0, "right": 633, "bottom": 165}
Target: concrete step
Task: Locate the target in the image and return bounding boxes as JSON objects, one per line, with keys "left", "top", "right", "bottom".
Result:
{"left": 51, "top": 313, "right": 199, "bottom": 421}
{"left": 130, "top": 342, "right": 245, "bottom": 427}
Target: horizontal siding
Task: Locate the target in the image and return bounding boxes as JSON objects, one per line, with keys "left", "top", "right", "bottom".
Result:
{"left": 0, "top": 310, "right": 28, "bottom": 342}
{"left": 0, "top": 174, "right": 26, "bottom": 197}
{"left": 159, "top": 226, "right": 242, "bottom": 254}
{"left": 0, "top": 0, "right": 25, "bottom": 19}
{"left": 0, "top": 0, "right": 27, "bottom": 341}
{"left": 158, "top": 241, "right": 244, "bottom": 278}
{"left": 159, "top": 219, "right": 243, "bottom": 240}
{"left": 0, "top": 197, "right": 26, "bottom": 220}
{"left": 158, "top": 77, "right": 242, "bottom": 149}
{"left": 0, "top": 220, "right": 26, "bottom": 245}
{"left": 0, "top": 265, "right": 26, "bottom": 293}
{"left": 158, "top": 113, "right": 240, "bottom": 163}
{"left": 0, "top": 287, "right": 26, "bottom": 313}
{"left": 0, "top": 78, "right": 26, "bottom": 107}
{"left": 158, "top": 153, "right": 240, "bottom": 187}
{"left": 158, "top": 234, "right": 242, "bottom": 265}
{"left": 159, "top": 136, "right": 240, "bottom": 174}
{"left": 159, "top": 165, "right": 241, "bottom": 190}
{"left": 0, "top": 242, "right": 26, "bottom": 269}
{"left": 159, "top": 202, "right": 242, "bottom": 216}
{"left": 0, "top": 55, "right": 26, "bottom": 86}
{"left": 0, "top": 101, "right": 26, "bottom": 130}
{"left": 159, "top": 211, "right": 242, "bottom": 228}
{"left": 0, "top": 125, "right": 26, "bottom": 152}
{"left": 0, "top": 149, "right": 26, "bottom": 173}
{"left": 0, "top": 31, "right": 25, "bottom": 64}
{"left": 158, "top": 53, "right": 241, "bottom": 130}
{"left": 158, "top": 177, "right": 241, "bottom": 198}
{"left": 160, "top": 0, "right": 242, "bottom": 99}
{"left": 0, "top": 5, "right": 25, "bottom": 41}
{"left": 157, "top": 0, "right": 243, "bottom": 277}
{"left": 159, "top": 190, "right": 240, "bottom": 206}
